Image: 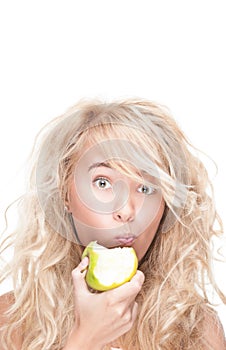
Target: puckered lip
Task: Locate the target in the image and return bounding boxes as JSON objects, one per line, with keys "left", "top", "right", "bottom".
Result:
{"left": 115, "top": 235, "right": 137, "bottom": 246}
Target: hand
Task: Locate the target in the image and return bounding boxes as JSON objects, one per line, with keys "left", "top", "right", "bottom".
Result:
{"left": 67, "top": 257, "right": 145, "bottom": 349}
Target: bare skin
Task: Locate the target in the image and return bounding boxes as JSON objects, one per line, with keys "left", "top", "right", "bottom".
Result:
{"left": 63, "top": 257, "right": 145, "bottom": 350}
{"left": 68, "top": 159, "right": 165, "bottom": 260}
{"left": 0, "top": 269, "right": 226, "bottom": 349}
{"left": 0, "top": 262, "right": 145, "bottom": 350}
{"left": 1, "top": 161, "right": 225, "bottom": 349}
{"left": 0, "top": 293, "right": 22, "bottom": 350}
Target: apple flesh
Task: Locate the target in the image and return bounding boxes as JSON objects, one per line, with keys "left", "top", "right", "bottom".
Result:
{"left": 82, "top": 241, "right": 138, "bottom": 291}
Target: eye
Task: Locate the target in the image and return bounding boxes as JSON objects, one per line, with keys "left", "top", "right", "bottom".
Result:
{"left": 137, "top": 184, "right": 156, "bottom": 195}
{"left": 93, "top": 177, "right": 112, "bottom": 190}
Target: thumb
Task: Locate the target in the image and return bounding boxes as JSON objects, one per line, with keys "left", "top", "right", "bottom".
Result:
{"left": 72, "top": 256, "right": 90, "bottom": 293}
{"left": 79, "top": 256, "right": 89, "bottom": 273}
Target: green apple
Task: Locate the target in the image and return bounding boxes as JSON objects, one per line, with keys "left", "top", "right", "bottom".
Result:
{"left": 82, "top": 241, "right": 138, "bottom": 291}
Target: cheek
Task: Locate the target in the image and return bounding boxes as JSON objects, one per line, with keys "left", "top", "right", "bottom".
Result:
{"left": 69, "top": 180, "right": 165, "bottom": 234}
{"left": 130, "top": 193, "right": 164, "bottom": 235}
{"left": 133, "top": 200, "right": 165, "bottom": 260}
{"left": 69, "top": 190, "right": 92, "bottom": 222}
{"left": 69, "top": 185, "right": 113, "bottom": 228}
{"left": 146, "top": 196, "right": 165, "bottom": 225}
{"left": 139, "top": 197, "right": 162, "bottom": 222}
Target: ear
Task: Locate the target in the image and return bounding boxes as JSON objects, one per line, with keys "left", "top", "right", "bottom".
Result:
{"left": 64, "top": 189, "right": 72, "bottom": 213}
{"left": 64, "top": 204, "right": 71, "bottom": 212}
{"left": 64, "top": 199, "right": 72, "bottom": 213}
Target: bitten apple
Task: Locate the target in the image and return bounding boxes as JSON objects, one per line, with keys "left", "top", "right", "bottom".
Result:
{"left": 82, "top": 241, "right": 138, "bottom": 291}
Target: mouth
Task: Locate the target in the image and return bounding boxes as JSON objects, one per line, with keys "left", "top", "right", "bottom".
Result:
{"left": 115, "top": 235, "right": 137, "bottom": 246}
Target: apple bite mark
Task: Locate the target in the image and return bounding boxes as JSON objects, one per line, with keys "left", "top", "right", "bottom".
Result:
{"left": 82, "top": 241, "right": 138, "bottom": 291}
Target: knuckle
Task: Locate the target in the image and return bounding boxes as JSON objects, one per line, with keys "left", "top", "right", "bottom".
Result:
{"left": 117, "top": 308, "right": 125, "bottom": 318}
{"left": 124, "top": 318, "right": 134, "bottom": 332}
{"left": 115, "top": 306, "right": 124, "bottom": 318}
{"left": 129, "top": 273, "right": 144, "bottom": 291}
{"left": 132, "top": 280, "right": 142, "bottom": 293}
{"left": 123, "top": 311, "right": 132, "bottom": 324}
{"left": 135, "top": 270, "right": 145, "bottom": 284}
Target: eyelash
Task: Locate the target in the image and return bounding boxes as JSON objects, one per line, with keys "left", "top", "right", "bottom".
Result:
{"left": 93, "top": 177, "right": 112, "bottom": 190}
{"left": 93, "top": 177, "right": 156, "bottom": 195}
{"left": 137, "top": 184, "right": 156, "bottom": 195}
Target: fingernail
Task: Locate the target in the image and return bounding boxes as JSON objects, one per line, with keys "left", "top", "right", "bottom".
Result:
{"left": 80, "top": 256, "right": 88, "bottom": 268}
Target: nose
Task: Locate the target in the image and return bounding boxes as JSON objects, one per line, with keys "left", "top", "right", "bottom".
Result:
{"left": 113, "top": 197, "right": 135, "bottom": 223}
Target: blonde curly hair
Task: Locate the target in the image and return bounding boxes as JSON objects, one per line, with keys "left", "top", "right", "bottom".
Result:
{"left": 0, "top": 99, "right": 225, "bottom": 349}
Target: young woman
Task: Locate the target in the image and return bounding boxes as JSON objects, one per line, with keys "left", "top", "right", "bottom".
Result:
{"left": 0, "top": 99, "right": 225, "bottom": 349}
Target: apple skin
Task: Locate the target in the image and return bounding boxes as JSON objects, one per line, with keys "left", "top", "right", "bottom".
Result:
{"left": 82, "top": 241, "right": 138, "bottom": 292}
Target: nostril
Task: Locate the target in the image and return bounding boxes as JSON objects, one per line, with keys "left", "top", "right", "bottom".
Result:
{"left": 113, "top": 209, "right": 134, "bottom": 223}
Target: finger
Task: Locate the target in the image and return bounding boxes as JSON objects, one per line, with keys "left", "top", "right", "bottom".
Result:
{"left": 108, "top": 270, "right": 145, "bottom": 301}
{"left": 121, "top": 302, "right": 139, "bottom": 335}
{"left": 78, "top": 256, "right": 89, "bottom": 272}
{"left": 72, "top": 257, "right": 90, "bottom": 294}
{"left": 131, "top": 301, "right": 139, "bottom": 323}
{"left": 130, "top": 270, "right": 145, "bottom": 285}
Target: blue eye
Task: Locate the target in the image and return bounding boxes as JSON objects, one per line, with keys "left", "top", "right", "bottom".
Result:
{"left": 137, "top": 184, "right": 155, "bottom": 195}
{"left": 93, "top": 177, "right": 112, "bottom": 190}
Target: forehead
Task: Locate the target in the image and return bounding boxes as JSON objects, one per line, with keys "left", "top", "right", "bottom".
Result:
{"left": 74, "top": 139, "right": 160, "bottom": 184}
{"left": 76, "top": 138, "right": 142, "bottom": 168}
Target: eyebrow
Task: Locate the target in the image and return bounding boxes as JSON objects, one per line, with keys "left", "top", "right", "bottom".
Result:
{"left": 88, "top": 162, "right": 112, "bottom": 172}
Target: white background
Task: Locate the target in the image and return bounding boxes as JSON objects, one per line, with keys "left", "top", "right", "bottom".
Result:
{"left": 0, "top": 0, "right": 225, "bottom": 333}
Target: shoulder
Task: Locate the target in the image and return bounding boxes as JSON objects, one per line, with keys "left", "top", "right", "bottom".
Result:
{"left": 0, "top": 291, "right": 15, "bottom": 323}
{"left": 203, "top": 311, "right": 226, "bottom": 349}
{"left": 0, "top": 292, "right": 22, "bottom": 350}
